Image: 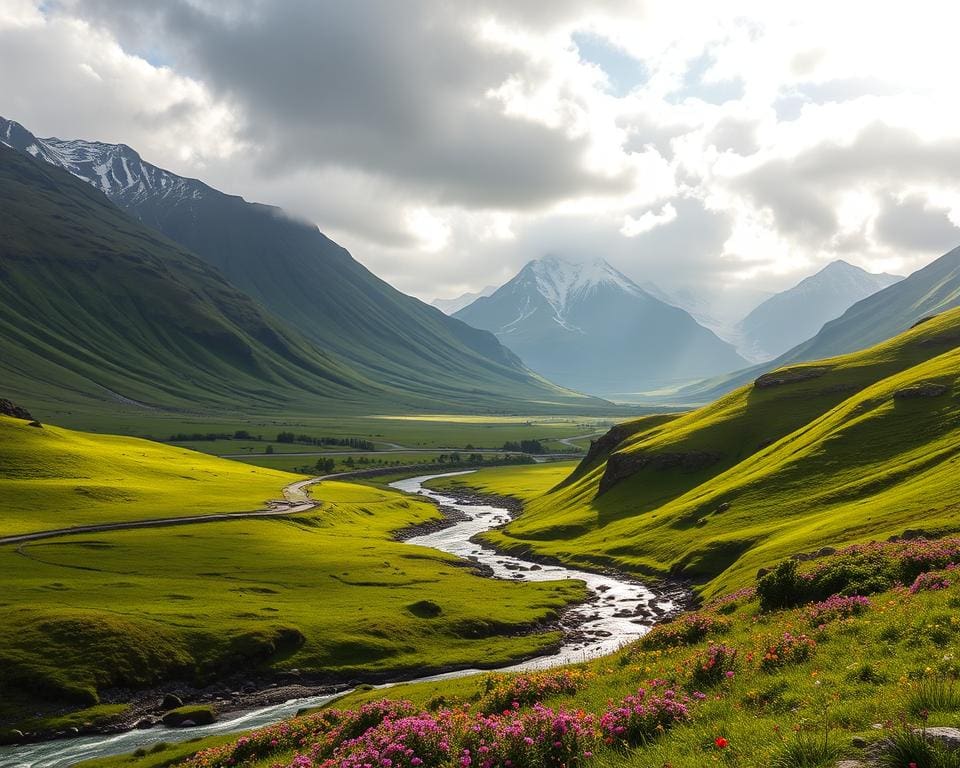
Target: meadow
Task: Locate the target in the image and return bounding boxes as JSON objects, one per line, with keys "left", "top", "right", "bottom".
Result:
{"left": 0, "top": 416, "right": 298, "bottom": 536}
{"left": 0, "top": 477, "right": 585, "bottom": 731}
{"left": 77, "top": 537, "right": 960, "bottom": 768}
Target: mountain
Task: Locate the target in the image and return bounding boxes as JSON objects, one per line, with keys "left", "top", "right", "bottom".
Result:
{"left": 484, "top": 305, "right": 960, "bottom": 596}
{"left": 453, "top": 255, "right": 747, "bottom": 395}
{"left": 432, "top": 286, "right": 497, "bottom": 315}
{"left": 0, "top": 143, "right": 378, "bottom": 416}
{"left": 674, "top": 245, "right": 960, "bottom": 404}
{"left": 0, "top": 117, "right": 599, "bottom": 414}
{"left": 738, "top": 260, "right": 902, "bottom": 360}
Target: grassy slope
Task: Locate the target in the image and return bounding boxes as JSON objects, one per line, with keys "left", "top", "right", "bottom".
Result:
{"left": 0, "top": 415, "right": 299, "bottom": 536}
{"left": 1, "top": 466, "right": 585, "bottom": 721}
{"left": 93, "top": 570, "right": 960, "bottom": 768}
{"left": 469, "top": 309, "right": 960, "bottom": 596}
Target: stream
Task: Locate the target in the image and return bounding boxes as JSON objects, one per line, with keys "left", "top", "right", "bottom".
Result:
{"left": 0, "top": 471, "right": 677, "bottom": 768}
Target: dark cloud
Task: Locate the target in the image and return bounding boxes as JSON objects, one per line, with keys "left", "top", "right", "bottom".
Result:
{"left": 63, "top": 0, "right": 632, "bottom": 209}
{"left": 874, "top": 194, "right": 960, "bottom": 253}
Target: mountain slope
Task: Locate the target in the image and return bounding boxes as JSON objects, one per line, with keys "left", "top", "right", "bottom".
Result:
{"left": 738, "top": 259, "right": 902, "bottom": 359}
{"left": 0, "top": 143, "right": 388, "bottom": 416}
{"left": 673, "top": 245, "right": 960, "bottom": 404}
{"left": 479, "top": 307, "right": 960, "bottom": 596}
{"left": 0, "top": 117, "right": 593, "bottom": 412}
{"left": 454, "top": 255, "right": 746, "bottom": 396}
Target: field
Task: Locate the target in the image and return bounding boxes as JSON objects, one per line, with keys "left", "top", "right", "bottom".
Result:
{"left": 0, "top": 477, "right": 585, "bottom": 728}
{"left": 0, "top": 416, "right": 299, "bottom": 537}
{"left": 78, "top": 538, "right": 960, "bottom": 768}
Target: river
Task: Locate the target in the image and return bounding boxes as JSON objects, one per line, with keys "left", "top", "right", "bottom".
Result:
{"left": 0, "top": 471, "right": 677, "bottom": 768}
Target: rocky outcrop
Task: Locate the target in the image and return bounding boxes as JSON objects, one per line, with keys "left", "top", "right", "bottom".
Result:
{"left": 754, "top": 366, "right": 829, "bottom": 389}
{"left": 894, "top": 382, "right": 949, "bottom": 399}
{"left": 0, "top": 399, "right": 32, "bottom": 420}
{"left": 598, "top": 450, "right": 721, "bottom": 495}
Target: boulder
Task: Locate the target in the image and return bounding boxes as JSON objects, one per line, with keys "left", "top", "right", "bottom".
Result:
{"left": 134, "top": 717, "right": 155, "bottom": 730}
{"left": 161, "top": 693, "right": 183, "bottom": 709}
{"left": 0, "top": 399, "right": 33, "bottom": 420}
{"left": 894, "top": 382, "right": 949, "bottom": 399}
{"left": 918, "top": 726, "right": 960, "bottom": 750}
{"left": 754, "top": 366, "right": 828, "bottom": 389}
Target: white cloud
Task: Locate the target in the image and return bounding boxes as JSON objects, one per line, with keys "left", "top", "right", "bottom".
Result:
{"left": 4, "top": 0, "right": 960, "bottom": 309}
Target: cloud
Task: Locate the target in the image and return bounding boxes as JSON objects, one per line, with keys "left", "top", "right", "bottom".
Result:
{"left": 6, "top": 0, "right": 960, "bottom": 308}
{"left": 874, "top": 194, "right": 960, "bottom": 254}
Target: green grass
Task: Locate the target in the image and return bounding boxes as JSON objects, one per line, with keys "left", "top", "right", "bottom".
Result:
{"left": 72, "top": 734, "right": 241, "bottom": 768}
{"left": 0, "top": 415, "right": 299, "bottom": 536}
{"left": 0, "top": 475, "right": 585, "bottom": 725}
{"left": 438, "top": 309, "right": 960, "bottom": 597}
{"left": 134, "top": 554, "right": 960, "bottom": 768}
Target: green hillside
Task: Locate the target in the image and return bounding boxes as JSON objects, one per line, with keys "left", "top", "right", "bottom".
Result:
{"left": 0, "top": 144, "right": 380, "bottom": 416}
{"left": 464, "top": 308, "right": 960, "bottom": 596}
{"left": 0, "top": 416, "right": 584, "bottom": 726}
{"left": 0, "top": 413, "right": 297, "bottom": 536}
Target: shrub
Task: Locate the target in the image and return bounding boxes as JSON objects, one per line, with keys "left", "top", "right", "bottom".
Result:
{"left": 600, "top": 687, "right": 692, "bottom": 746}
{"left": 479, "top": 670, "right": 589, "bottom": 713}
{"left": 803, "top": 594, "right": 871, "bottom": 627}
{"left": 910, "top": 571, "right": 951, "bottom": 594}
{"left": 641, "top": 612, "right": 730, "bottom": 648}
{"left": 759, "top": 633, "right": 817, "bottom": 672}
{"left": 758, "top": 560, "right": 807, "bottom": 611}
{"left": 688, "top": 644, "right": 738, "bottom": 688}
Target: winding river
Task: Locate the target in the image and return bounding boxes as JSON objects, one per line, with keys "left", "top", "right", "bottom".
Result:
{"left": 0, "top": 471, "right": 677, "bottom": 768}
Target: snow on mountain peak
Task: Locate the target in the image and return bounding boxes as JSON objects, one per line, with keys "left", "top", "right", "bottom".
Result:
{"left": 526, "top": 255, "right": 642, "bottom": 311}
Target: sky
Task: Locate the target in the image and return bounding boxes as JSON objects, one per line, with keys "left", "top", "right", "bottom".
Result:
{"left": 3, "top": 0, "right": 960, "bottom": 314}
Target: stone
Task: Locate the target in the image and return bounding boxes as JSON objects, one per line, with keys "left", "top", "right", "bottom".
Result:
{"left": 894, "top": 382, "right": 949, "bottom": 399}
{"left": 918, "top": 726, "right": 960, "bottom": 750}
{"left": 850, "top": 735, "right": 867, "bottom": 748}
{"left": 134, "top": 718, "right": 155, "bottom": 730}
{"left": 161, "top": 693, "right": 183, "bottom": 709}
{"left": 179, "top": 719, "right": 196, "bottom": 728}
{"left": 835, "top": 761, "right": 866, "bottom": 768}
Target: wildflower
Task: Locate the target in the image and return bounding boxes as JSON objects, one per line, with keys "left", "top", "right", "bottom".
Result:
{"left": 715, "top": 737, "right": 729, "bottom": 749}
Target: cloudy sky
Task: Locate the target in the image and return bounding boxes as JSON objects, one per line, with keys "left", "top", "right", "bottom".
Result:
{"left": 3, "top": 0, "right": 960, "bottom": 314}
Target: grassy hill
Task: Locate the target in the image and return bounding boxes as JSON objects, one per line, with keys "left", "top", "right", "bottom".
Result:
{"left": 0, "top": 413, "right": 298, "bottom": 536}
{"left": 441, "top": 308, "right": 960, "bottom": 597}
{"left": 0, "top": 416, "right": 585, "bottom": 728}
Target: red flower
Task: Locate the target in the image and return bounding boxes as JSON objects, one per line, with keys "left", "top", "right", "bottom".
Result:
{"left": 715, "top": 736, "right": 729, "bottom": 749}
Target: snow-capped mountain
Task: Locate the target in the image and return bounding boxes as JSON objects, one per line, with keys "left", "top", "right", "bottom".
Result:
{"left": 432, "top": 285, "right": 497, "bottom": 315}
{"left": 738, "top": 260, "right": 904, "bottom": 360}
{"left": 0, "top": 117, "right": 205, "bottom": 207}
{"left": 454, "top": 255, "right": 747, "bottom": 396}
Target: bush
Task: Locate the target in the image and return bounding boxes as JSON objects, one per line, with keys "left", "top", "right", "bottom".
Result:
{"left": 641, "top": 611, "right": 731, "bottom": 648}
{"left": 803, "top": 594, "right": 871, "bottom": 627}
{"left": 758, "top": 560, "right": 807, "bottom": 611}
{"left": 479, "top": 670, "right": 589, "bottom": 713}
{"left": 688, "top": 644, "right": 738, "bottom": 688}
{"left": 600, "top": 687, "right": 692, "bottom": 746}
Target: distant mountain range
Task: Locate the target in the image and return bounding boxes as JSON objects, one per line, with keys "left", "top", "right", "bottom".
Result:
{"left": 0, "top": 118, "right": 611, "bottom": 416}
{"left": 675, "top": 245, "right": 960, "bottom": 403}
{"left": 453, "top": 255, "right": 746, "bottom": 395}
{"left": 432, "top": 286, "right": 497, "bottom": 315}
{"left": 738, "top": 260, "right": 902, "bottom": 360}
